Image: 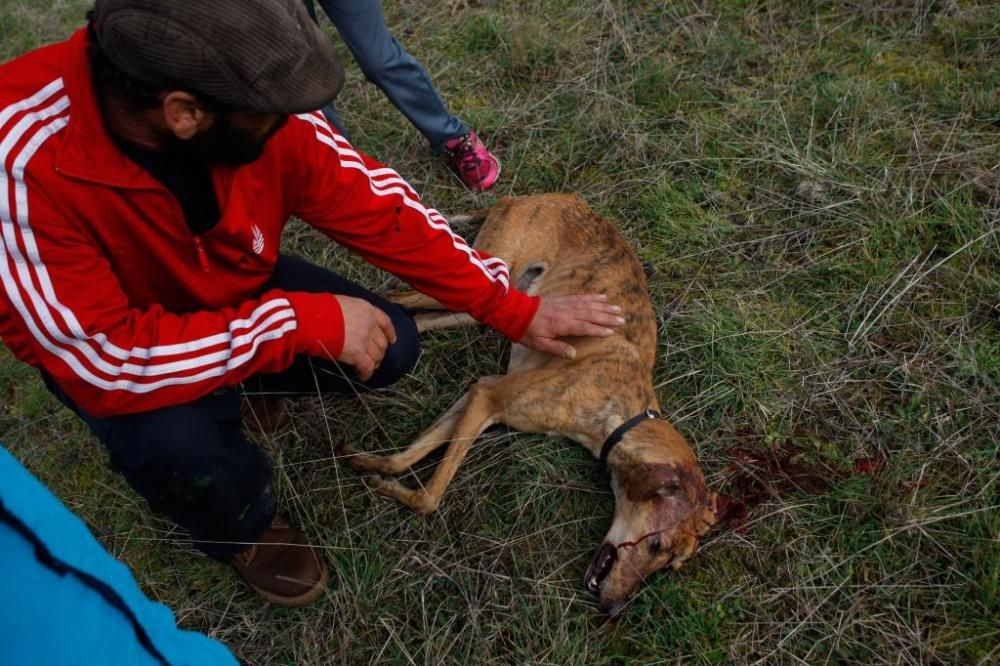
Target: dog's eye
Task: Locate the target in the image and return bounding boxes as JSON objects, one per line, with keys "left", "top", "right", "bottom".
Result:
{"left": 657, "top": 483, "right": 681, "bottom": 497}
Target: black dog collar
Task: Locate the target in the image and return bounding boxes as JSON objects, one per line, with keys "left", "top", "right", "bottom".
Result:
{"left": 599, "top": 409, "right": 661, "bottom": 466}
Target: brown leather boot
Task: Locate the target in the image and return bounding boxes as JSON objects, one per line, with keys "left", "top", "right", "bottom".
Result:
{"left": 232, "top": 519, "right": 328, "bottom": 607}
{"left": 241, "top": 396, "right": 289, "bottom": 436}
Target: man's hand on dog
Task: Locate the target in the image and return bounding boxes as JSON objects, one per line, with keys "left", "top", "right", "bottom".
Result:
{"left": 337, "top": 295, "right": 397, "bottom": 380}
{"left": 521, "top": 294, "right": 624, "bottom": 359}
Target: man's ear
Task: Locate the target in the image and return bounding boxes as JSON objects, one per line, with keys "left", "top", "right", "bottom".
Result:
{"left": 161, "top": 91, "right": 211, "bottom": 140}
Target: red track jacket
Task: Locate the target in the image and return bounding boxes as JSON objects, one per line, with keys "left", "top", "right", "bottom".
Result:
{"left": 0, "top": 30, "right": 539, "bottom": 417}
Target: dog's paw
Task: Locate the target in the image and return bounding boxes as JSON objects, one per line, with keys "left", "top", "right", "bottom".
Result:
{"left": 363, "top": 475, "right": 439, "bottom": 514}
{"left": 363, "top": 473, "right": 389, "bottom": 489}
{"left": 338, "top": 446, "right": 384, "bottom": 472}
{"left": 365, "top": 473, "right": 410, "bottom": 496}
{"left": 333, "top": 443, "right": 358, "bottom": 460}
{"left": 364, "top": 474, "right": 407, "bottom": 500}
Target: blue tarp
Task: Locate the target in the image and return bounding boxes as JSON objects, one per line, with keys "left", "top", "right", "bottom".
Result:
{"left": 0, "top": 445, "right": 237, "bottom": 666}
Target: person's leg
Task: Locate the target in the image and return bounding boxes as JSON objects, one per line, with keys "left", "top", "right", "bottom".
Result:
{"left": 315, "top": 0, "right": 469, "bottom": 151}
{"left": 313, "top": 0, "right": 500, "bottom": 191}
{"left": 301, "top": 0, "right": 351, "bottom": 137}
{"left": 244, "top": 254, "right": 420, "bottom": 396}
{"left": 319, "top": 102, "right": 351, "bottom": 138}
{"left": 42, "top": 378, "right": 273, "bottom": 561}
{"left": 41, "top": 376, "right": 329, "bottom": 606}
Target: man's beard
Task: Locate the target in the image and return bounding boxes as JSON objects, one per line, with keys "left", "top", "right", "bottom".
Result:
{"left": 166, "top": 113, "right": 288, "bottom": 166}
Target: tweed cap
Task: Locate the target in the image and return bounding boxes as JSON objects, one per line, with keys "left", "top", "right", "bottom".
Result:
{"left": 92, "top": 0, "right": 344, "bottom": 114}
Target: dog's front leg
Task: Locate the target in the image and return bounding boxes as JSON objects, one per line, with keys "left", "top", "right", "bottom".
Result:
{"left": 338, "top": 390, "right": 471, "bottom": 476}
{"left": 365, "top": 379, "right": 501, "bottom": 514}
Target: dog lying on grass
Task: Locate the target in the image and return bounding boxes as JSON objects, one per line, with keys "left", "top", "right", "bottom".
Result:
{"left": 340, "top": 194, "right": 718, "bottom": 616}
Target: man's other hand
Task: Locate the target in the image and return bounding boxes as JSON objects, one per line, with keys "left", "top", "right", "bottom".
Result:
{"left": 335, "top": 295, "right": 397, "bottom": 381}
{"left": 519, "top": 294, "right": 624, "bottom": 359}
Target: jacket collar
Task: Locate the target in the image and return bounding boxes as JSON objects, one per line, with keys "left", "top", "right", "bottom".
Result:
{"left": 55, "top": 29, "right": 163, "bottom": 190}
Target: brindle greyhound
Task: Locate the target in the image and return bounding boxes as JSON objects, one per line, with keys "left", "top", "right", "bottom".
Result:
{"left": 339, "top": 193, "right": 718, "bottom": 616}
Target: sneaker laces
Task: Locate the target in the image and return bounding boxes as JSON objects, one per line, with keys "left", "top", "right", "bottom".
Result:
{"left": 447, "top": 135, "right": 483, "bottom": 173}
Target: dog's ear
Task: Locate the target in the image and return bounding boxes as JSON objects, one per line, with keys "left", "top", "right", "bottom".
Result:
{"left": 623, "top": 463, "right": 682, "bottom": 501}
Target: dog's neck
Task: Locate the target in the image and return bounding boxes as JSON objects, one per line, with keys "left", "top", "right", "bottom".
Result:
{"left": 601, "top": 429, "right": 651, "bottom": 471}
{"left": 580, "top": 404, "right": 660, "bottom": 461}
{"left": 599, "top": 417, "right": 697, "bottom": 475}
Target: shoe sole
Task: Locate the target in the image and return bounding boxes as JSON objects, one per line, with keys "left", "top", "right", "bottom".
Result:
{"left": 249, "top": 560, "right": 329, "bottom": 607}
{"left": 477, "top": 161, "right": 501, "bottom": 192}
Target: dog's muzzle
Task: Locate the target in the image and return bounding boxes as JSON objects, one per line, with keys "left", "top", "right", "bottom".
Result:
{"left": 585, "top": 542, "right": 618, "bottom": 593}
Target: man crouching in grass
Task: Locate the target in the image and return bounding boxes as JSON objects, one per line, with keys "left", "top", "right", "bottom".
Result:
{"left": 0, "top": 0, "right": 622, "bottom": 606}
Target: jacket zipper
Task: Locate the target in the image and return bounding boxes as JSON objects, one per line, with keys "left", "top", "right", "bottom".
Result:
{"left": 193, "top": 236, "right": 211, "bottom": 273}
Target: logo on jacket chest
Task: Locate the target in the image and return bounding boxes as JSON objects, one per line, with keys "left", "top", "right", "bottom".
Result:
{"left": 251, "top": 224, "right": 265, "bottom": 256}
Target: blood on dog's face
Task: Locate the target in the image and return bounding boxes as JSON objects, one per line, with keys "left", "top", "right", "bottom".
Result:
{"left": 584, "top": 421, "right": 717, "bottom": 617}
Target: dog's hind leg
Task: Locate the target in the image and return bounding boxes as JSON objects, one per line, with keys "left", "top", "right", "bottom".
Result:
{"left": 388, "top": 290, "right": 444, "bottom": 312}
{"left": 414, "top": 312, "right": 477, "bottom": 332}
{"left": 390, "top": 261, "right": 543, "bottom": 333}
{"left": 388, "top": 291, "right": 477, "bottom": 332}
{"left": 364, "top": 377, "right": 502, "bottom": 514}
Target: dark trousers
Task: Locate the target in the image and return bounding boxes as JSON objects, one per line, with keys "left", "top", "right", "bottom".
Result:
{"left": 44, "top": 256, "right": 419, "bottom": 560}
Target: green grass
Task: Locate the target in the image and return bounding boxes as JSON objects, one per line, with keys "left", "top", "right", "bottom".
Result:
{"left": 2, "top": 0, "right": 999, "bottom": 663}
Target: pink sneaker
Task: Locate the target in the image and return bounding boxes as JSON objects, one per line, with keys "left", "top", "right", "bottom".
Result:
{"left": 444, "top": 132, "right": 501, "bottom": 192}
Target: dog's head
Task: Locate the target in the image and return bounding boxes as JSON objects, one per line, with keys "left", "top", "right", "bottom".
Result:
{"left": 585, "top": 419, "right": 717, "bottom": 616}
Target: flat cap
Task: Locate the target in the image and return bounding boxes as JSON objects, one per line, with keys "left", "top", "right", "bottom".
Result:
{"left": 92, "top": 0, "right": 344, "bottom": 114}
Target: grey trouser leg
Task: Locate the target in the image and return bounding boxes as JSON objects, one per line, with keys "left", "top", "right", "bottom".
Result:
{"left": 311, "top": 0, "right": 470, "bottom": 151}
